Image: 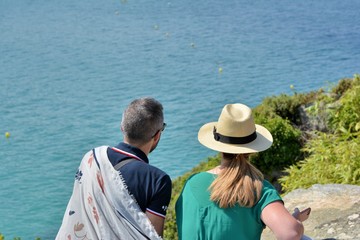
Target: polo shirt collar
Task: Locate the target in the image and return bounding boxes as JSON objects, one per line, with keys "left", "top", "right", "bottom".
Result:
{"left": 115, "top": 142, "right": 149, "bottom": 164}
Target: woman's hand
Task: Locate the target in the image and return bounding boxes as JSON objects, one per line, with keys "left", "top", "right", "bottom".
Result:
{"left": 292, "top": 207, "right": 311, "bottom": 222}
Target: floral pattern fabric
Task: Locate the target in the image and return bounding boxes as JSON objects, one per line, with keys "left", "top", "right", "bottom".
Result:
{"left": 56, "top": 146, "right": 161, "bottom": 240}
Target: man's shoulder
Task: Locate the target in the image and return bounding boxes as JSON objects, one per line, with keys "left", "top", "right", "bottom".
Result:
{"left": 149, "top": 163, "right": 169, "bottom": 176}
{"left": 135, "top": 161, "right": 170, "bottom": 181}
{"left": 125, "top": 160, "right": 170, "bottom": 180}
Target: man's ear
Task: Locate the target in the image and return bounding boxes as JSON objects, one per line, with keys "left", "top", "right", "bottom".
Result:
{"left": 153, "top": 130, "right": 161, "bottom": 142}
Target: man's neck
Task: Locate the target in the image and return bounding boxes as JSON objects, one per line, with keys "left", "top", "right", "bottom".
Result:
{"left": 123, "top": 139, "right": 151, "bottom": 156}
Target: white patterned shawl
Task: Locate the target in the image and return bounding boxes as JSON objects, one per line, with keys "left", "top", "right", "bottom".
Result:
{"left": 56, "top": 146, "right": 162, "bottom": 240}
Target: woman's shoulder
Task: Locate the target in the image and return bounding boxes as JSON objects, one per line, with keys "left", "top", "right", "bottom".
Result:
{"left": 258, "top": 180, "right": 283, "bottom": 207}
{"left": 184, "top": 172, "right": 215, "bottom": 187}
{"left": 262, "top": 179, "right": 276, "bottom": 189}
{"left": 188, "top": 171, "right": 214, "bottom": 181}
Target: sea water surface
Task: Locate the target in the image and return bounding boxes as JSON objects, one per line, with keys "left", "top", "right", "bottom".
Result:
{"left": 0, "top": 0, "right": 359, "bottom": 238}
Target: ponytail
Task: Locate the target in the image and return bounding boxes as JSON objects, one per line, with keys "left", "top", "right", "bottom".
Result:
{"left": 209, "top": 154, "right": 263, "bottom": 208}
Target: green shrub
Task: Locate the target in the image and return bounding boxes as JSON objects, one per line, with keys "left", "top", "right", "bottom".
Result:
{"left": 258, "top": 91, "right": 319, "bottom": 125}
{"left": 279, "top": 132, "right": 360, "bottom": 193}
{"left": 331, "top": 77, "right": 354, "bottom": 96}
{"left": 329, "top": 75, "right": 360, "bottom": 134}
{"left": 280, "top": 75, "right": 360, "bottom": 193}
{"left": 250, "top": 115, "right": 303, "bottom": 175}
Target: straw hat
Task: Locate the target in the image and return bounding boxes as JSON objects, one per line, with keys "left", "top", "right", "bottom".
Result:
{"left": 198, "top": 103, "right": 273, "bottom": 154}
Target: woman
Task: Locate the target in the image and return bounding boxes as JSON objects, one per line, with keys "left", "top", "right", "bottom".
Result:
{"left": 176, "top": 103, "right": 310, "bottom": 240}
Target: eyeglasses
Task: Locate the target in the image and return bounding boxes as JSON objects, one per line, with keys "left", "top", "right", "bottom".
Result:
{"left": 161, "top": 122, "right": 167, "bottom": 131}
{"left": 152, "top": 122, "right": 167, "bottom": 138}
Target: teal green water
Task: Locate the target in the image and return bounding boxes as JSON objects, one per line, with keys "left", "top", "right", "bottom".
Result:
{"left": 1, "top": 0, "right": 359, "bottom": 238}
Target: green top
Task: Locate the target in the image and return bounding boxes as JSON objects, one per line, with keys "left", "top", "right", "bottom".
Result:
{"left": 175, "top": 172, "right": 282, "bottom": 240}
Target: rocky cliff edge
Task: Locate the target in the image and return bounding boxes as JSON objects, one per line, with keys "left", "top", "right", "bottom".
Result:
{"left": 261, "top": 184, "right": 360, "bottom": 240}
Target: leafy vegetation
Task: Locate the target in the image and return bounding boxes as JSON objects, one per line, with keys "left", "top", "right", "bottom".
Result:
{"left": 280, "top": 74, "right": 360, "bottom": 193}
{"left": 279, "top": 132, "right": 360, "bottom": 193}
{"left": 328, "top": 75, "right": 360, "bottom": 134}
{"left": 250, "top": 114, "right": 302, "bottom": 175}
{"left": 254, "top": 90, "right": 320, "bottom": 125}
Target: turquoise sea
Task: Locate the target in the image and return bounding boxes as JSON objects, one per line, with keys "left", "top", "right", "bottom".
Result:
{"left": 1, "top": 0, "right": 359, "bottom": 238}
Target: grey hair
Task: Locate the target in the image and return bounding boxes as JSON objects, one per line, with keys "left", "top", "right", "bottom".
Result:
{"left": 121, "top": 97, "right": 164, "bottom": 144}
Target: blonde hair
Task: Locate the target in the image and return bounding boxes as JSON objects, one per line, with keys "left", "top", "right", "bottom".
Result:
{"left": 209, "top": 153, "right": 264, "bottom": 208}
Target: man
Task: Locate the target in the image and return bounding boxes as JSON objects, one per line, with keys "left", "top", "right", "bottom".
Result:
{"left": 56, "top": 97, "right": 171, "bottom": 239}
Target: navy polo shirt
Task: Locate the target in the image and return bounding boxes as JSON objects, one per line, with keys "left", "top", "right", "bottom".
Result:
{"left": 107, "top": 142, "right": 172, "bottom": 218}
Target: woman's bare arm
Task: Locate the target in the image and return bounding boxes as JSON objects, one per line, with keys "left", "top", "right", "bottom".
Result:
{"left": 261, "top": 201, "right": 304, "bottom": 240}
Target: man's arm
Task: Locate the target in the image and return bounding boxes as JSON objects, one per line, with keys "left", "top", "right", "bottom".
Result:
{"left": 146, "top": 211, "right": 165, "bottom": 237}
{"left": 145, "top": 173, "right": 171, "bottom": 237}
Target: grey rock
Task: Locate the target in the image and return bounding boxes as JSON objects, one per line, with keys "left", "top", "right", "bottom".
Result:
{"left": 261, "top": 184, "right": 360, "bottom": 240}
